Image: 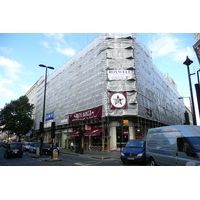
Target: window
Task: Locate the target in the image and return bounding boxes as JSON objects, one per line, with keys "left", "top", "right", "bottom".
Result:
{"left": 177, "top": 137, "right": 198, "bottom": 158}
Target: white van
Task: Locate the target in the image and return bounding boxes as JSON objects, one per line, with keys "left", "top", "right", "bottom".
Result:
{"left": 146, "top": 125, "right": 200, "bottom": 166}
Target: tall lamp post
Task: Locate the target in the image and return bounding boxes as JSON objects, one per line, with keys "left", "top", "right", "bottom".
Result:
{"left": 183, "top": 56, "right": 197, "bottom": 125}
{"left": 39, "top": 64, "right": 54, "bottom": 156}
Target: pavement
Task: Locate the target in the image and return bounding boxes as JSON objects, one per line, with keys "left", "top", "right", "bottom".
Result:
{"left": 31, "top": 148, "right": 121, "bottom": 161}
{"left": 59, "top": 148, "right": 121, "bottom": 160}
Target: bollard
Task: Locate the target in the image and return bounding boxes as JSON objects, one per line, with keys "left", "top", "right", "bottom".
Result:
{"left": 36, "top": 147, "right": 40, "bottom": 156}
{"left": 52, "top": 148, "right": 58, "bottom": 160}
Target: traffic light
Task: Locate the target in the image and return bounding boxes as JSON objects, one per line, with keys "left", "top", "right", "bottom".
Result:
{"left": 79, "top": 126, "right": 84, "bottom": 137}
{"left": 51, "top": 122, "right": 55, "bottom": 138}
{"left": 116, "top": 126, "right": 122, "bottom": 136}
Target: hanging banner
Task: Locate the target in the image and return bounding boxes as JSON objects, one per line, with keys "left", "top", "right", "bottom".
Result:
{"left": 69, "top": 106, "right": 102, "bottom": 123}
{"left": 107, "top": 70, "right": 134, "bottom": 80}
{"left": 110, "top": 92, "right": 128, "bottom": 109}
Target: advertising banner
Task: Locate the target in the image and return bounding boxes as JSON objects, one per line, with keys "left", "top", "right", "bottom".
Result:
{"left": 107, "top": 70, "right": 134, "bottom": 80}
{"left": 110, "top": 92, "right": 128, "bottom": 109}
{"left": 69, "top": 106, "right": 102, "bottom": 123}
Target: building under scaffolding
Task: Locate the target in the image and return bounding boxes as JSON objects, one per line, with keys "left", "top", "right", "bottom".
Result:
{"left": 26, "top": 33, "right": 185, "bottom": 151}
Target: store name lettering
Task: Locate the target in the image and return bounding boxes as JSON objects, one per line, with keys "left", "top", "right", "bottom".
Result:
{"left": 108, "top": 70, "right": 131, "bottom": 74}
{"left": 74, "top": 110, "right": 92, "bottom": 119}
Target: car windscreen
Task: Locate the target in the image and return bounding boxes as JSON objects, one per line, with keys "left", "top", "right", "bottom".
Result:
{"left": 187, "top": 137, "right": 200, "bottom": 152}
{"left": 10, "top": 143, "right": 22, "bottom": 149}
{"left": 33, "top": 143, "right": 40, "bottom": 147}
{"left": 43, "top": 143, "right": 51, "bottom": 148}
{"left": 125, "top": 140, "right": 145, "bottom": 148}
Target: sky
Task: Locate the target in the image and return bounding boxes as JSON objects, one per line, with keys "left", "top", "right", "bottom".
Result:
{"left": 0, "top": 33, "right": 200, "bottom": 124}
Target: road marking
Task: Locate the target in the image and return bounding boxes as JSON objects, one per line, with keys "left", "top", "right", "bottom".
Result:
{"left": 74, "top": 161, "right": 103, "bottom": 166}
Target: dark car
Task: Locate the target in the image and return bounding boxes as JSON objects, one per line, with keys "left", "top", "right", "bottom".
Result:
{"left": 121, "top": 139, "right": 146, "bottom": 164}
{"left": 29, "top": 142, "right": 40, "bottom": 153}
{"left": 0, "top": 142, "right": 5, "bottom": 147}
{"left": 4, "top": 142, "right": 23, "bottom": 158}
{"left": 22, "top": 142, "right": 31, "bottom": 151}
{"left": 42, "top": 142, "right": 59, "bottom": 155}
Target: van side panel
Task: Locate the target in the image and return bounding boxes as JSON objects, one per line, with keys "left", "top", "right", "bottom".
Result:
{"left": 146, "top": 131, "right": 181, "bottom": 165}
{"left": 146, "top": 125, "right": 200, "bottom": 166}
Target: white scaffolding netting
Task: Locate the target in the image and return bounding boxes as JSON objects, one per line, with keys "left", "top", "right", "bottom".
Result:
{"left": 32, "top": 33, "right": 185, "bottom": 129}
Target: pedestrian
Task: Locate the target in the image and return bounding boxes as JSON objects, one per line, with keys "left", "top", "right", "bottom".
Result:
{"left": 70, "top": 141, "right": 74, "bottom": 152}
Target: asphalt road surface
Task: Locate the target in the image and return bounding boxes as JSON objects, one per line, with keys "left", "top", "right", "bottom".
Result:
{"left": 0, "top": 147, "right": 146, "bottom": 166}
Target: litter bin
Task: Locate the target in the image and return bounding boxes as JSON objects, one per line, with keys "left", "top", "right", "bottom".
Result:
{"left": 75, "top": 147, "right": 79, "bottom": 153}
{"left": 79, "top": 147, "right": 84, "bottom": 154}
{"left": 52, "top": 148, "right": 58, "bottom": 159}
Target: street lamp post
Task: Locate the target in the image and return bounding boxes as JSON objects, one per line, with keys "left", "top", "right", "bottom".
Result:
{"left": 183, "top": 56, "right": 197, "bottom": 125}
{"left": 39, "top": 64, "right": 54, "bottom": 156}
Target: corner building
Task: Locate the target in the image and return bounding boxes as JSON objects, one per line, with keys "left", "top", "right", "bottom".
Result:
{"left": 28, "top": 33, "right": 185, "bottom": 151}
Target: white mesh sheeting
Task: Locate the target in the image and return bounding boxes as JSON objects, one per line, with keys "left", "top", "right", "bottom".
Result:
{"left": 32, "top": 33, "right": 185, "bottom": 128}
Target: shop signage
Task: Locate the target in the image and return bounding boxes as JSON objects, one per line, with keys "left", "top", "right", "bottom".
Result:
{"left": 69, "top": 106, "right": 102, "bottom": 123}
{"left": 123, "top": 120, "right": 129, "bottom": 124}
{"left": 146, "top": 108, "right": 152, "bottom": 117}
{"left": 107, "top": 70, "right": 134, "bottom": 80}
{"left": 46, "top": 112, "right": 54, "bottom": 121}
{"left": 85, "top": 125, "right": 91, "bottom": 130}
{"left": 110, "top": 92, "right": 128, "bottom": 109}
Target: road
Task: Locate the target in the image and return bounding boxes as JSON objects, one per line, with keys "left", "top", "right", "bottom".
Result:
{"left": 0, "top": 147, "right": 146, "bottom": 166}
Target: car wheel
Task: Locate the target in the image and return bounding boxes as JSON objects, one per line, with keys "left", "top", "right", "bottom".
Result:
{"left": 150, "top": 158, "right": 157, "bottom": 166}
{"left": 4, "top": 153, "right": 8, "bottom": 158}
{"left": 19, "top": 154, "right": 23, "bottom": 158}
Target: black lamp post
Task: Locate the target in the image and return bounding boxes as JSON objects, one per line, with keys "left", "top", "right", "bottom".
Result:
{"left": 183, "top": 56, "right": 197, "bottom": 125}
{"left": 39, "top": 64, "right": 54, "bottom": 156}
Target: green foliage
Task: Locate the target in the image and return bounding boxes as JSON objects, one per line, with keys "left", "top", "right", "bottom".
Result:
{"left": 0, "top": 96, "right": 34, "bottom": 138}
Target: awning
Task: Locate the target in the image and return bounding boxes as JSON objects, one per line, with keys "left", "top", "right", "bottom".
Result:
{"left": 68, "top": 131, "right": 79, "bottom": 137}
{"left": 84, "top": 128, "right": 103, "bottom": 136}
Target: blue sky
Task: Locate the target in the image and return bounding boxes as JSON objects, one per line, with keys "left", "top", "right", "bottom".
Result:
{"left": 0, "top": 33, "right": 199, "bottom": 123}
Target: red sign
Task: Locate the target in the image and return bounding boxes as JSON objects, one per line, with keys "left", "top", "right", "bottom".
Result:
{"left": 69, "top": 106, "right": 102, "bottom": 123}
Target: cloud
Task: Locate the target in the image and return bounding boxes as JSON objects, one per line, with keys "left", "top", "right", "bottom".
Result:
{"left": 20, "top": 84, "right": 31, "bottom": 92}
{"left": 44, "top": 33, "right": 66, "bottom": 43}
{"left": 0, "top": 47, "right": 12, "bottom": 54}
{"left": 0, "top": 85, "right": 18, "bottom": 98}
{"left": 147, "top": 33, "right": 194, "bottom": 62}
{"left": 56, "top": 47, "right": 76, "bottom": 57}
{"left": 41, "top": 41, "right": 50, "bottom": 49}
{"left": 0, "top": 76, "right": 18, "bottom": 98}
{"left": 0, "top": 56, "right": 22, "bottom": 80}
{"left": 44, "top": 33, "right": 76, "bottom": 57}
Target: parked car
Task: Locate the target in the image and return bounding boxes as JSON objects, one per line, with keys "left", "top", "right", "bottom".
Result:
{"left": 22, "top": 142, "right": 31, "bottom": 151}
{"left": 29, "top": 142, "right": 40, "bottom": 153}
{"left": 42, "top": 142, "right": 59, "bottom": 155}
{"left": 4, "top": 142, "right": 23, "bottom": 158}
{"left": 0, "top": 142, "right": 5, "bottom": 147}
{"left": 121, "top": 139, "right": 146, "bottom": 164}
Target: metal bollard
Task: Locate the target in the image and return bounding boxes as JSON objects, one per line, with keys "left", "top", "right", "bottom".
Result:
{"left": 36, "top": 147, "right": 40, "bottom": 155}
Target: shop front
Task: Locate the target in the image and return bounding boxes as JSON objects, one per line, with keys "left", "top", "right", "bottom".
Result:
{"left": 67, "top": 128, "right": 108, "bottom": 151}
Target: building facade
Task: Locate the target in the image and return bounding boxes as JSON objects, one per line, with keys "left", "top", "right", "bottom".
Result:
{"left": 26, "top": 33, "right": 185, "bottom": 151}
{"left": 194, "top": 33, "right": 200, "bottom": 64}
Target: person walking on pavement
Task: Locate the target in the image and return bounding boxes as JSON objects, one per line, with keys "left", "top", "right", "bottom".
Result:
{"left": 70, "top": 141, "right": 74, "bottom": 152}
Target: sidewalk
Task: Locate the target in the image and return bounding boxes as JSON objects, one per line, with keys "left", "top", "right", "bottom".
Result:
{"left": 59, "top": 148, "right": 121, "bottom": 160}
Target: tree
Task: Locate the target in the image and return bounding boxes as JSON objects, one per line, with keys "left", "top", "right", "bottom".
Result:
{"left": 0, "top": 95, "right": 34, "bottom": 141}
